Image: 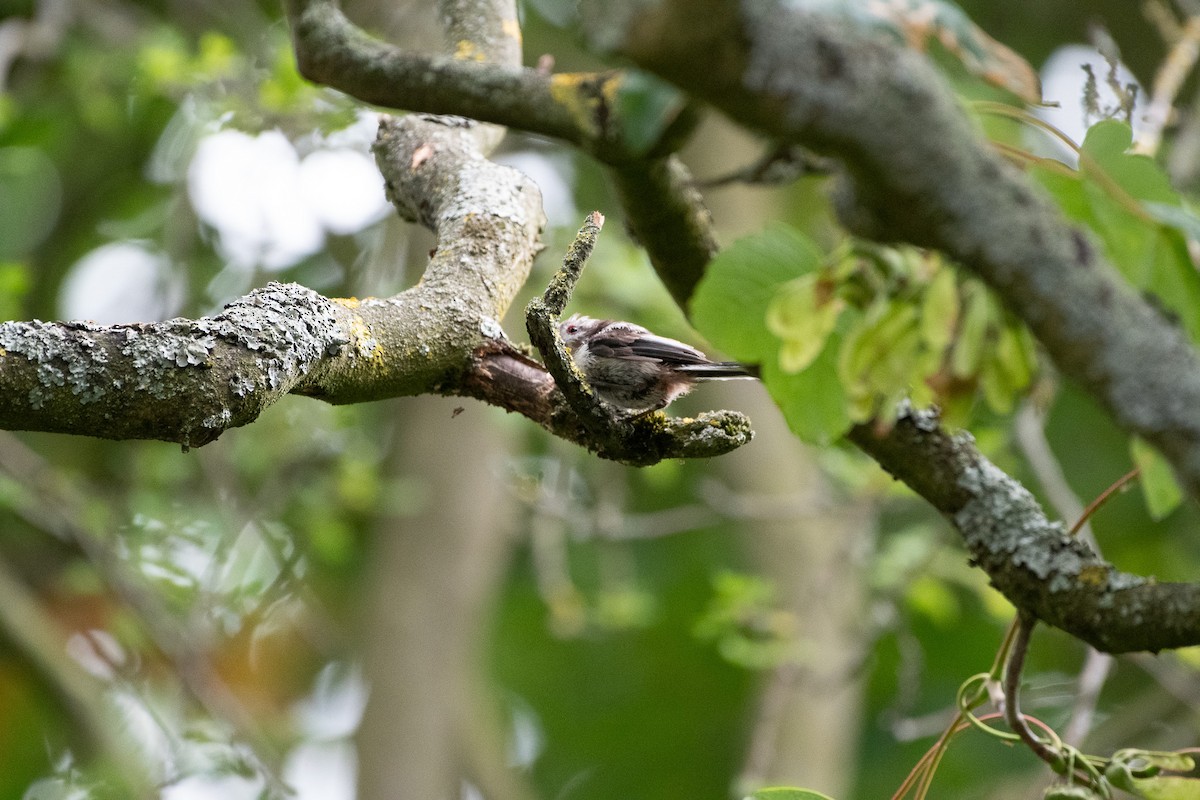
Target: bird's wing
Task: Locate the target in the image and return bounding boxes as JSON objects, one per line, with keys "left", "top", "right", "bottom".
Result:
{"left": 582, "top": 322, "right": 710, "bottom": 364}
{"left": 624, "top": 332, "right": 709, "bottom": 365}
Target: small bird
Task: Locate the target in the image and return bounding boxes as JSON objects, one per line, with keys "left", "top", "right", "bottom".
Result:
{"left": 558, "top": 314, "right": 755, "bottom": 413}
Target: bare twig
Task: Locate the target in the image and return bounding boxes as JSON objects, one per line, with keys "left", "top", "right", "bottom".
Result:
{"left": 1003, "top": 616, "right": 1067, "bottom": 769}
{"left": 1136, "top": 14, "right": 1200, "bottom": 155}
{"left": 849, "top": 406, "right": 1200, "bottom": 653}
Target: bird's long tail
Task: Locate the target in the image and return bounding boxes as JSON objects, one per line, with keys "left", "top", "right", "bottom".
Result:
{"left": 676, "top": 362, "right": 758, "bottom": 380}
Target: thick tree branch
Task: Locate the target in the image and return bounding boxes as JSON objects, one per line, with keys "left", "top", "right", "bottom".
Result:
{"left": 278, "top": 0, "right": 1200, "bottom": 651}
{"left": 581, "top": 0, "right": 1200, "bottom": 501}
{"left": 0, "top": 113, "right": 737, "bottom": 464}
{"left": 0, "top": 114, "right": 546, "bottom": 447}
{"left": 850, "top": 408, "right": 1200, "bottom": 653}
{"left": 0, "top": 2, "right": 734, "bottom": 467}
{"left": 0, "top": 284, "right": 346, "bottom": 448}
{"left": 610, "top": 157, "right": 718, "bottom": 307}
{"left": 283, "top": 0, "right": 615, "bottom": 155}
{"left": 282, "top": 0, "right": 717, "bottom": 312}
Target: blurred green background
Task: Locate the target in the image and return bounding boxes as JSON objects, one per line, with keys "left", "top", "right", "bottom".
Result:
{"left": 0, "top": 1, "right": 1198, "bottom": 799}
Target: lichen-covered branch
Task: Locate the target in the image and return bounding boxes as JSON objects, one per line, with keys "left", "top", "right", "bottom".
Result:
{"left": 0, "top": 284, "right": 345, "bottom": 447}
{"left": 0, "top": 2, "right": 734, "bottom": 464}
{"left": 850, "top": 409, "right": 1200, "bottom": 653}
{"left": 0, "top": 113, "right": 546, "bottom": 446}
{"left": 283, "top": 0, "right": 614, "bottom": 155}
{"left": 581, "top": 0, "right": 1200, "bottom": 501}
{"left": 283, "top": 0, "right": 719, "bottom": 314}
{"left": 519, "top": 212, "right": 753, "bottom": 464}
{"left": 0, "top": 115, "right": 737, "bottom": 465}
{"left": 285, "top": 0, "right": 1200, "bottom": 648}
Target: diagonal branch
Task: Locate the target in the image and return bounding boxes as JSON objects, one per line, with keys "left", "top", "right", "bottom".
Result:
{"left": 851, "top": 407, "right": 1200, "bottom": 653}
{"left": 283, "top": 0, "right": 618, "bottom": 155}
{"left": 283, "top": 0, "right": 718, "bottom": 309}
{"left": 580, "top": 0, "right": 1200, "bottom": 500}
{"left": 609, "top": 157, "right": 719, "bottom": 307}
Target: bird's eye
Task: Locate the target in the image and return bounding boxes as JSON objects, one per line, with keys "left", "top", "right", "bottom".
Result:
{"left": 565, "top": 325, "right": 577, "bottom": 334}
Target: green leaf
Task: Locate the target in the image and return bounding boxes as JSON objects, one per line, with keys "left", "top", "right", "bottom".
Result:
{"left": 979, "top": 356, "right": 1014, "bottom": 414}
{"left": 920, "top": 266, "right": 959, "bottom": 351}
{"left": 1043, "top": 786, "right": 1105, "bottom": 799}
{"left": 693, "top": 226, "right": 849, "bottom": 442}
{"left": 746, "top": 788, "right": 837, "bottom": 800}
{"left": 840, "top": 302, "right": 908, "bottom": 383}
{"left": 1081, "top": 121, "right": 1176, "bottom": 204}
{"left": 979, "top": 322, "right": 1036, "bottom": 414}
{"left": 613, "top": 70, "right": 688, "bottom": 156}
{"left": 1119, "top": 775, "right": 1200, "bottom": 800}
{"left": 1037, "top": 120, "right": 1200, "bottom": 342}
{"left": 950, "top": 286, "right": 991, "bottom": 379}
{"left": 1130, "top": 438, "right": 1184, "bottom": 520}
{"left": 1106, "top": 750, "right": 1199, "bottom": 799}
{"left": 767, "top": 274, "right": 843, "bottom": 372}
{"left": 993, "top": 323, "right": 1034, "bottom": 390}
{"left": 764, "top": 337, "right": 851, "bottom": 444}
{"left": 691, "top": 224, "right": 823, "bottom": 362}
{"left": 1036, "top": 165, "right": 1090, "bottom": 221}
{"left": 1144, "top": 201, "right": 1200, "bottom": 239}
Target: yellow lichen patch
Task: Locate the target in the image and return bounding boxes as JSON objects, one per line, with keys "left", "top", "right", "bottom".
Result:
{"left": 454, "top": 40, "right": 485, "bottom": 62}
{"left": 343, "top": 311, "right": 379, "bottom": 362}
{"left": 501, "top": 18, "right": 522, "bottom": 47}
{"left": 599, "top": 72, "right": 621, "bottom": 107}
{"left": 1078, "top": 564, "right": 1110, "bottom": 587}
{"left": 335, "top": 296, "right": 361, "bottom": 309}
{"left": 550, "top": 72, "right": 624, "bottom": 138}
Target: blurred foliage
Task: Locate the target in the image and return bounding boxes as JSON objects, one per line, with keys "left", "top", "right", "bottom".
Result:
{"left": 692, "top": 226, "right": 1037, "bottom": 440}
{"left": 0, "top": 2, "right": 1198, "bottom": 800}
{"left": 1032, "top": 120, "right": 1200, "bottom": 341}
{"left": 694, "top": 571, "right": 804, "bottom": 669}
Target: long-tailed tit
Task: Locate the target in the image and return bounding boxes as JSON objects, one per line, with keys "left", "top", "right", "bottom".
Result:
{"left": 558, "top": 314, "right": 755, "bottom": 413}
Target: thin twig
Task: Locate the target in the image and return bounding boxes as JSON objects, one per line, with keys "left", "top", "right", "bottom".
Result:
{"left": 525, "top": 212, "right": 613, "bottom": 437}
{"left": 1004, "top": 614, "right": 1094, "bottom": 788}
{"left": 1069, "top": 468, "right": 1140, "bottom": 537}
{"left": 1136, "top": 14, "right": 1200, "bottom": 155}
{"left": 524, "top": 213, "right": 754, "bottom": 464}
{"left": 1003, "top": 617, "right": 1056, "bottom": 762}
